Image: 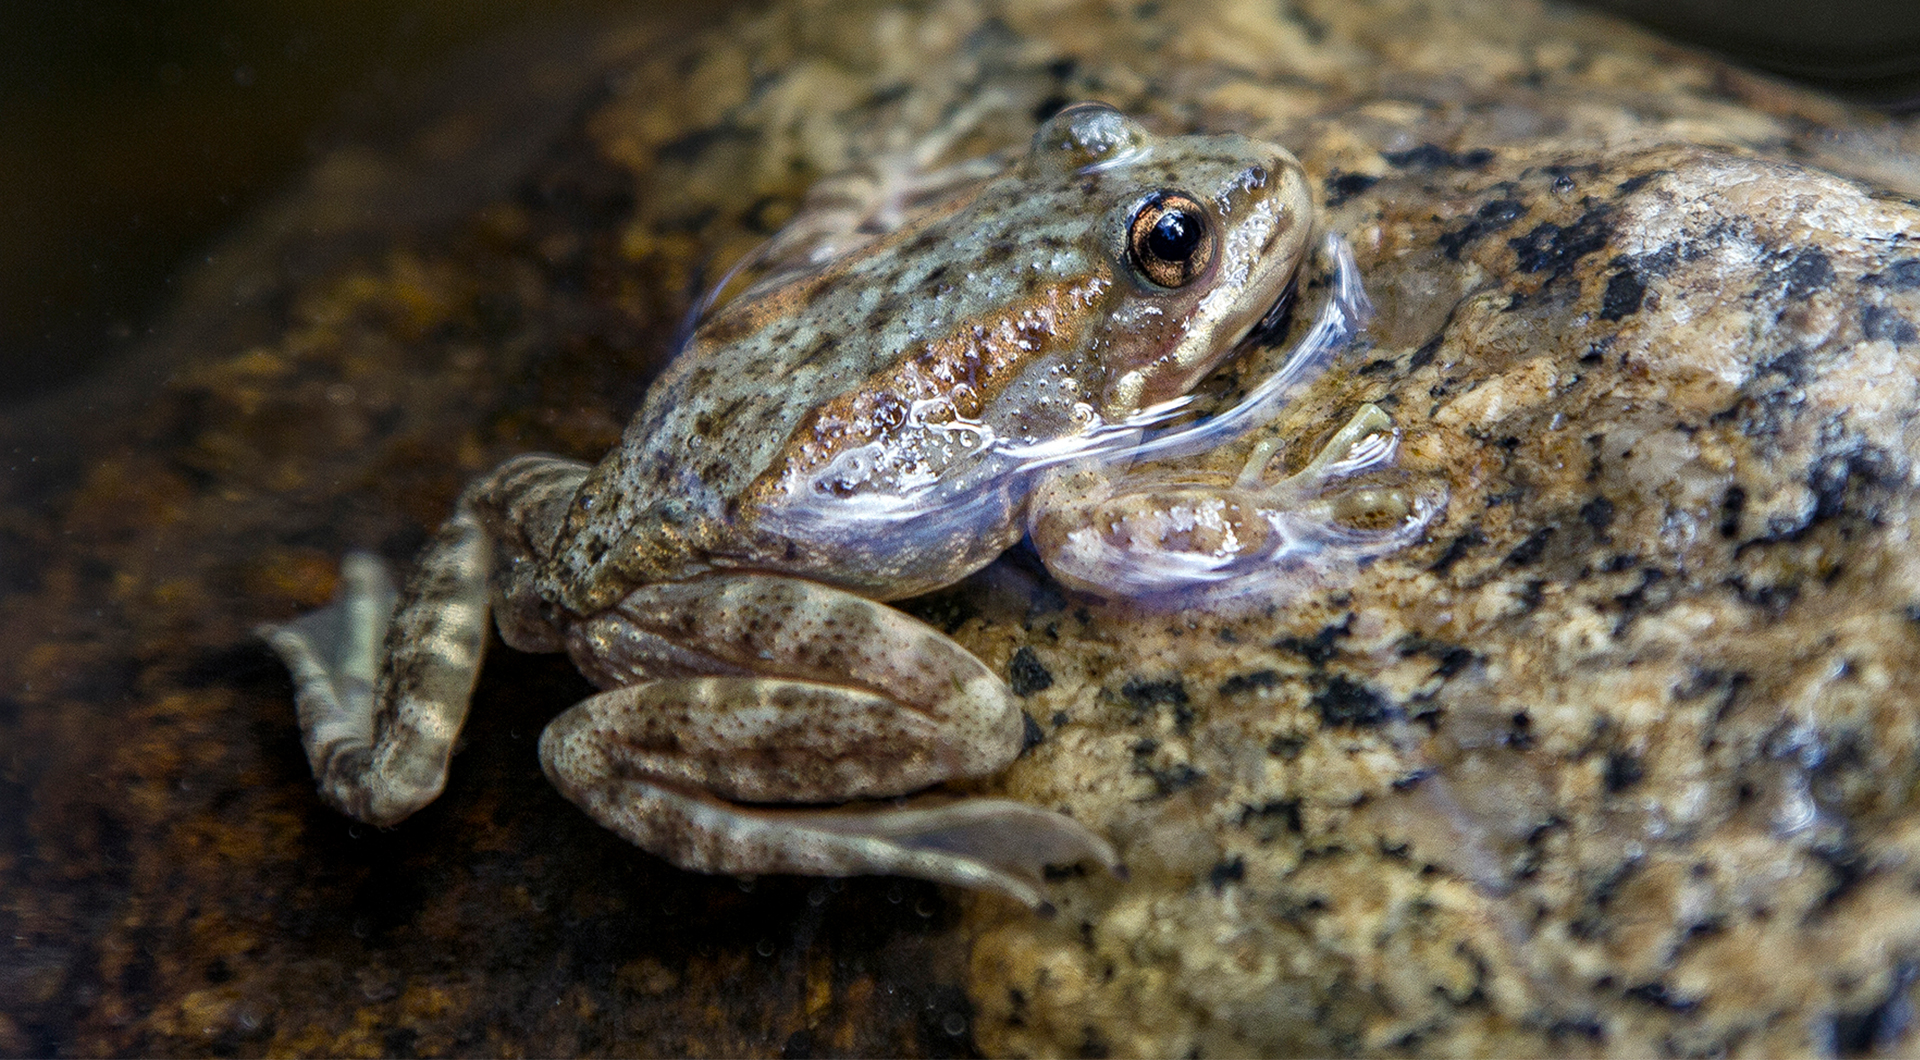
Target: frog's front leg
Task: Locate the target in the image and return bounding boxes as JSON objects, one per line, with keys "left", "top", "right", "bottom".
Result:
{"left": 1030, "top": 404, "right": 1445, "bottom": 600}
{"left": 261, "top": 454, "right": 588, "bottom": 826}
{"left": 540, "top": 573, "right": 1119, "bottom": 909}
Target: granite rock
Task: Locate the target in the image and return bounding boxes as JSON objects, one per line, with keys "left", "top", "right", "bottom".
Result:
{"left": 4, "top": 0, "right": 1920, "bottom": 1055}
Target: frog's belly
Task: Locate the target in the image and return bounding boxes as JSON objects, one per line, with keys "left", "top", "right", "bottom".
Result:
{"left": 725, "top": 483, "right": 1027, "bottom": 601}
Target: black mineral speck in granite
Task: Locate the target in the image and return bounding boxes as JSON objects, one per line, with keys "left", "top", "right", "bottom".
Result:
{"left": 1438, "top": 197, "right": 1529, "bottom": 260}
{"left": 1310, "top": 675, "right": 1397, "bottom": 727}
{"left": 1008, "top": 646, "right": 1054, "bottom": 696}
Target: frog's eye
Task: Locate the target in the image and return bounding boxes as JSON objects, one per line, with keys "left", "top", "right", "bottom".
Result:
{"left": 1127, "top": 192, "right": 1215, "bottom": 288}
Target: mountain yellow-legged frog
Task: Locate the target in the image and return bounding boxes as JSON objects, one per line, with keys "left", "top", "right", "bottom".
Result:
{"left": 262, "top": 102, "right": 1434, "bottom": 909}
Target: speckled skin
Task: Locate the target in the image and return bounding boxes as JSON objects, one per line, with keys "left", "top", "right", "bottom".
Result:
{"left": 547, "top": 104, "right": 1315, "bottom": 611}
{"left": 262, "top": 103, "right": 1328, "bottom": 909}
{"left": 26, "top": 1, "right": 1920, "bottom": 1053}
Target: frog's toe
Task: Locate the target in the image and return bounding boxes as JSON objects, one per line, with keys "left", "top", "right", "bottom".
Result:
{"left": 258, "top": 551, "right": 398, "bottom": 770}
{"left": 260, "top": 552, "right": 395, "bottom": 673}
{"left": 800, "top": 796, "right": 1122, "bottom": 908}
{"left": 1238, "top": 402, "right": 1399, "bottom": 491}
{"left": 263, "top": 515, "right": 494, "bottom": 828}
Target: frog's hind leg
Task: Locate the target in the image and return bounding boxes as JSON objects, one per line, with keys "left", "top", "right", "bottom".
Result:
{"left": 260, "top": 454, "right": 589, "bottom": 827}
{"left": 261, "top": 510, "right": 491, "bottom": 827}
{"left": 540, "top": 573, "right": 1119, "bottom": 909}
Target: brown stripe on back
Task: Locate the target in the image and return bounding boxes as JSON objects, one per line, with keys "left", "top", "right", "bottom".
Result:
{"left": 693, "top": 259, "right": 847, "bottom": 350}
{"left": 741, "top": 272, "right": 1113, "bottom": 510}
{"left": 694, "top": 188, "right": 985, "bottom": 349}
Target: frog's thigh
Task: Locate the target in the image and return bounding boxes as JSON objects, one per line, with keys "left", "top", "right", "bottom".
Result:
{"left": 552, "top": 573, "right": 1026, "bottom": 797}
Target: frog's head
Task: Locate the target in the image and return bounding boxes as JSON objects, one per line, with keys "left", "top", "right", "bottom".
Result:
{"left": 1022, "top": 101, "right": 1315, "bottom": 419}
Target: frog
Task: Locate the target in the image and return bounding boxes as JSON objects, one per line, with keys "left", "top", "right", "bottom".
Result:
{"left": 261, "top": 101, "right": 1435, "bottom": 910}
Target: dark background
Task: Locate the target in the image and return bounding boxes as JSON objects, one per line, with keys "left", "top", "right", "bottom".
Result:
{"left": 0, "top": 0, "right": 646, "bottom": 408}
{"left": 0, "top": 0, "right": 1916, "bottom": 410}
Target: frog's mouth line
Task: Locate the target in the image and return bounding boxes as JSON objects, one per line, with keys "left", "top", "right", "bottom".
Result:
{"left": 1240, "top": 275, "right": 1300, "bottom": 351}
{"left": 1090, "top": 231, "right": 1373, "bottom": 466}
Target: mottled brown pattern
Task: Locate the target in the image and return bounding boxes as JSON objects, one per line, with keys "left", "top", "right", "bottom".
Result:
{"left": 538, "top": 103, "right": 1307, "bottom": 616}
{"left": 746, "top": 273, "right": 1113, "bottom": 508}
{"left": 8, "top": 0, "right": 1920, "bottom": 1056}
{"left": 693, "top": 189, "right": 983, "bottom": 352}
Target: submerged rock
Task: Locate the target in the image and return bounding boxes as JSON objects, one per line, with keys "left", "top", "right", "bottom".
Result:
{"left": 972, "top": 139, "right": 1920, "bottom": 1058}
{"left": 4, "top": 0, "right": 1918, "bottom": 1055}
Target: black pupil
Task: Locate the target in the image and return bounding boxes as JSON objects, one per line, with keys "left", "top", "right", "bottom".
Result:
{"left": 1147, "top": 208, "right": 1202, "bottom": 261}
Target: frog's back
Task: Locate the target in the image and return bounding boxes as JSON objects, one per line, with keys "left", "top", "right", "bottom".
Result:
{"left": 639, "top": 179, "right": 1118, "bottom": 502}
{"left": 541, "top": 103, "right": 1313, "bottom": 613}
{"left": 552, "top": 175, "right": 1103, "bottom": 568}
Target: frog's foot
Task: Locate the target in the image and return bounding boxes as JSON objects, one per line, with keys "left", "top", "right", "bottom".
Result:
{"left": 1033, "top": 403, "right": 1446, "bottom": 600}
{"left": 260, "top": 504, "right": 495, "bottom": 826}
{"left": 259, "top": 551, "right": 398, "bottom": 792}
{"left": 540, "top": 572, "right": 1119, "bottom": 908}
{"left": 779, "top": 797, "right": 1121, "bottom": 910}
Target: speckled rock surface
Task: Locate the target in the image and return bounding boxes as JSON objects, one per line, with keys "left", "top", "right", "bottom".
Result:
{"left": 5, "top": 0, "right": 1920, "bottom": 1056}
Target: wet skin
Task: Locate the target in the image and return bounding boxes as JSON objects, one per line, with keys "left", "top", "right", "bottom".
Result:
{"left": 263, "top": 102, "right": 1430, "bottom": 908}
